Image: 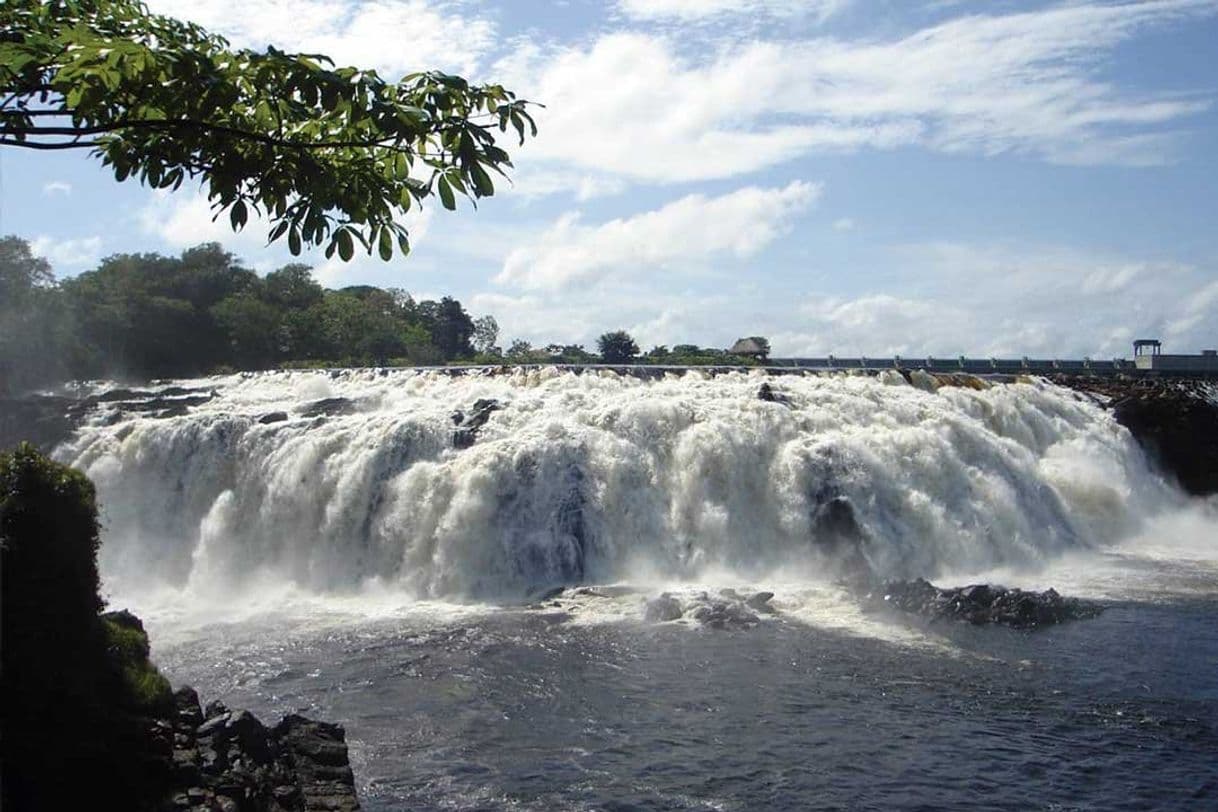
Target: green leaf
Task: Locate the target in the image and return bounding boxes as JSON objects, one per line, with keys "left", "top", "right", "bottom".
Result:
{"left": 470, "top": 163, "right": 494, "bottom": 197}
{"left": 437, "top": 175, "right": 455, "bottom": 210}
{"left": 337, "top": 228, "right": 354, "bottom": 261}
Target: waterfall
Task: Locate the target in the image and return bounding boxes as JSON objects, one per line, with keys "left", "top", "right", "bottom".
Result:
{"left": 57, "top": 368, "right": 1175, "bottom": 602}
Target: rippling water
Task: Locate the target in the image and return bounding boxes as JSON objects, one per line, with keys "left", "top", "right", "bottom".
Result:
{"left": 140, "top": 545, "right": 1218, "bottom": 811}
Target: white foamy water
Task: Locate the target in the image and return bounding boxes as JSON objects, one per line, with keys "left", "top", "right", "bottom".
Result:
{"left": 54, "top": 367, "right": 1213, "bottom": 624}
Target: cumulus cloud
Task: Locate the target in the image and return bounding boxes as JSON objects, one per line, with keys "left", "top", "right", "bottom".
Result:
{"left": 772, "top": 242, "right": 1217, "bottom": 358}
{"left": 145, "top": 0, "right": 495, "bottom": 76}
{"left": 41, "top": 181, "right": 72, "bottom": 197}
{"left": 496, "top": 181, "right": 819, "bottom": 290}
{"left": 30, "top": 235, "right": 103, "bottom": 271}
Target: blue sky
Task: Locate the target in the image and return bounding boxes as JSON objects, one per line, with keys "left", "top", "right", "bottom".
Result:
{"left": 2, "top": 0, "right": 1217, "bottom": 357}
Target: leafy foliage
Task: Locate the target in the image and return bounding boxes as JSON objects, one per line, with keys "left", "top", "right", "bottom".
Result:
{"left": 0, "top": 236, "right": 492, "bottom": 391}
{"left": 597, "top": 330, "right": 640, "bottom": 364}
{"left": 0, "top": 0, "right": 537, "bottom": 260}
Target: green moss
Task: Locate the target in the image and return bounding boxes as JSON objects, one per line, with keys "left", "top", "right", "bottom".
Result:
{"left": 102, "top": 616, "right": 173, "bottom": 712}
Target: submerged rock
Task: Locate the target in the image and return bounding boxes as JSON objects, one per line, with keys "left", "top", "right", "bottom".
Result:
{"left": 258, "top": 411, "right": 289, "bottom": 425}
{"left": 644, "top": 593, "right": 683, "bottom": 622}
{"left": 869, "top": 578, "right": 1101, "bottom": 629}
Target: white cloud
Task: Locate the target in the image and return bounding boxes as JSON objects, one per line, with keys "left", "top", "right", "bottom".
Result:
{"left": 618, "top": 0, "right": 850, "bottom": 23}
{"left": 41, "top": 181, "right": 72, "bottom": 197}
{"left": 496, "top": 180, "right": 819, "bottom": 290}
{"left": 832, "top": 217, "right": 856, "bottom": 231}
{"left": 30, "top": 235, "right": 102, "bottom": 270}
{"left": 497, "top": 1, "right": 1215, "bottom": 189}
{"left": 145, "top": 0, "right": 495, "bottom": 77}
{"left": 772, "top": 242, "right": 1218, "bottom": 358}
{"left": 466, "top": 238, "right": 1218, "bottom": 360}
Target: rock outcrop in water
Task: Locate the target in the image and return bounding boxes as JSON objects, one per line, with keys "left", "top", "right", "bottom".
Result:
{"left": 867, "top": 578, "right": 1102, "bottom": 629}
{"left": 162, "top": 688, "right": 360, "bottom": 812}
{"left": 1056, "top": 376, "right": 1218, "bottom": 496}
{"left": 451, "top": 397, "right": 502, "bottom": 449}
{"left": 644, "top": 589, "right": 779, "bottom": 629}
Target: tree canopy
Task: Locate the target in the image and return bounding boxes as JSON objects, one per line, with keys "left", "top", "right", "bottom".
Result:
{"left": 597, "top": 330, "right": 640, "bottom": 364}
{"left": 0, "top": 236, "right": 492, "bottom": 393}
{"left": 0, "top": 0, "right": 537, "bottom": 260}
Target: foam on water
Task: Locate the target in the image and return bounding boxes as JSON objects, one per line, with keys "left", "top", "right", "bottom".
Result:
{"left": 56, "top": 368, "right": 1214, "bottom": 633}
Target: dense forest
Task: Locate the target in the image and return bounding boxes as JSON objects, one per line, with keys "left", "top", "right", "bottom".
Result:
{"left": 0, "top": 236, "right": 491, "bottom": 395}
{"left": 1, "top": 235, "right": 766, "bottom": 396}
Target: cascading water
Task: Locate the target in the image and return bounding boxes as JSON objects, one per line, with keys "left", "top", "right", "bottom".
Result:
{"left": 56, "top": 368, "right": 1177, "bottom": 605}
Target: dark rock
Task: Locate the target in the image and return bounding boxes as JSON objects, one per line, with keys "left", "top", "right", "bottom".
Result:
{"left": 870, "top": 578, "right": 1101, "bottom": 629}
{"left": 644, "top": 594, "right": 683, "bottom": 622}
{"left": 226, "top": 710, "right": 271, "bottom": 765}
{"left": 258, "top": 411, "right": 289, "bottom": 425}
{"left": 745, "top": 591, "right": 777, "bottom": 613}
{"left": 532, "top": 585, "right": 566, "bottom": 602}
{"left": 299, "top": 397, "right": 356, "bottom": 418}
{"left": 204, "top": 700, "right": 229, "bottom": 720}
{"left": 451, "top": 398, "right": 502, "bottom": 449}
{"left": 174, "top": 687, "right": 204, "bottom": 729}
{"left": 690, "top": 599, "right": 759, "bottom": 630}
{"left": 197, "top": 713, "right": 230, "bottom": 739}
{"left": 758, "top": 381, "right": 792, "bottom": 405}
{"left": 1057, "top": 376, "right": 1218, "bottom": 496}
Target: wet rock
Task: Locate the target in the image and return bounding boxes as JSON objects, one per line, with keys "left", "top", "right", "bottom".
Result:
{"left": 644, "top": 594, "right": 683, "bottom": 622}
{"left": 299, "top": 397, "right": 355, "bottom": 418}
{"left": 258, "top": 411, "right": 289, "bottom": 425}
{"left": 197, "top": 713, "right": 230, "bottom": 739}
{"left": 1057, "top": 376, "right": 1218, "bottom": 496}
{"left": 452, "top": 398, "right": 502, "bottom": 449}
{"left": 870, "top": 578, "right": 1102, "bottom": 629}
{"left": 174, "top": 687, "right": 203, "bottom": 729}
{"left": 758, "top": 381, "right": 792, "bottom": 406}
{"left": 745, "top": 591, "right": 777, "bottom": 614}
{"left": 532, "top": 585, "right": 566, "bottom": 602}
{"left": 690, "top": 598, "right": 759, "bottom": 630}
{"left": 204, "top": 700, "right": 229, "bottom": 720}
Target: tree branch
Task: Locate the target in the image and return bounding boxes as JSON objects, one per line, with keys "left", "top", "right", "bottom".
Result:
{"left": 0, "top": 137, "right": 98, "bottom": 150}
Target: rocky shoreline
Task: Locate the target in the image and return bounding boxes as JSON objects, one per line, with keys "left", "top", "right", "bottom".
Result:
{"left": 156, "top": 687, "right": 360, "bottom": 812}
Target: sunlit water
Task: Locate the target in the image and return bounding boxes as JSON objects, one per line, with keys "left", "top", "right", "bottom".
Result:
{"left": 56, "top": 369, "right": 1218, "bottom": 810}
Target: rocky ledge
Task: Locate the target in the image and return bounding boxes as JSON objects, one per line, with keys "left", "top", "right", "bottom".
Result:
{"left": 1056, "top": 376, "right": 1218, "bottom": 496}
{"left": 867, "top": 578, "right": 1102, "bottom": 629}
{"left": 154, "top": 687, "right": 360, "bottom": 812}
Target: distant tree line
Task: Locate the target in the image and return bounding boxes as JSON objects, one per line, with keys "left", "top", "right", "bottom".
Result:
{"left": 1, "top": 235, "right": 768, "bottom": 396}
{"left": 0, "top": 236, "right": 482, "bottom": 394}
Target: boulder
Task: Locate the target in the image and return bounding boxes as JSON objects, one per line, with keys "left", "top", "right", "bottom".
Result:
{"left": 644, "top": 594, "right": 683, "bottom": 622}
{"left": 870, "top": 578, "right": 1101, "bottom": 629}
{"left": 258, "top": 411, "right": 289, "bottom": 425}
